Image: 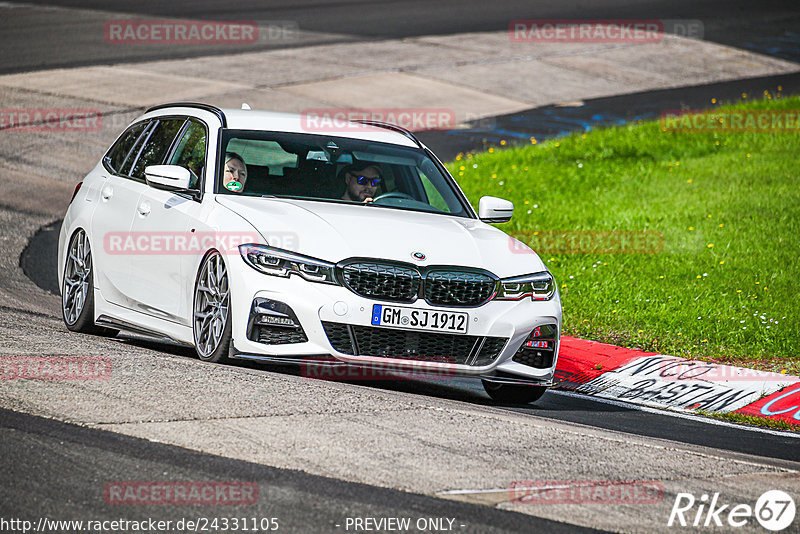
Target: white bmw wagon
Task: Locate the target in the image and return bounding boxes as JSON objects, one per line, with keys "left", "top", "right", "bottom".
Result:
{"left": 58, "top": 103, "right": 561, "bottom": 403}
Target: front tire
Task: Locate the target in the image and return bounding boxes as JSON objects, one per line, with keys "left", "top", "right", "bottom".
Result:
{"left": 193, "top": 251, "right": 232, "bottom": 363}
{"left": 482, "top": 380, "right": 547, "bottom": 404}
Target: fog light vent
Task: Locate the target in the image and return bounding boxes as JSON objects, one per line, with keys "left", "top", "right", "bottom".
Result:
{"left": 247, "top": 298, "right": 307, "bottom": 345}
{"left": 512, "top": 324, "right": 557, "bottom": 369}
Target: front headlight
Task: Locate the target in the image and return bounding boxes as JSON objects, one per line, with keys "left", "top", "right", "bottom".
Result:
{"left": 239, "top": 244, "right": 338, "bottom": 285}
{"left": 495, "top": 271, "right": 555, "bottom": 301}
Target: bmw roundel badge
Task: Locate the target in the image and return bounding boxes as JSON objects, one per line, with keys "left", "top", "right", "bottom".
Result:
{"left": 411, "top": 251, "right": 426, "bottom": 261}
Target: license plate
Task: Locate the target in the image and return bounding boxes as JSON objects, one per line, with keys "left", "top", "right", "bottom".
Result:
{"left": 371, "top": 304, "right": 468, "bottom": 334}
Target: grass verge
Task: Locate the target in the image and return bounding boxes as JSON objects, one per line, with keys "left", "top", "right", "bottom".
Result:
{"left": 448, "top": 93, "right": 799, "bottom": 369}
{"left": 696, "top": 410, "right": 800, "bottom": 433}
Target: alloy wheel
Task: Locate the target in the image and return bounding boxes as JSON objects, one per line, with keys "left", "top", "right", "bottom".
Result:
{"left": 193, "top": 252, "right": 230, "bottom": 359}
{"left": 63, "top": 230, "right": 91, "bottom": 325}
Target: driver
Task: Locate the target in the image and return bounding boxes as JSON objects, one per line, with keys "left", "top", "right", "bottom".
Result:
{"left": 340, "top": 162, "right": 382, "bottom": 202}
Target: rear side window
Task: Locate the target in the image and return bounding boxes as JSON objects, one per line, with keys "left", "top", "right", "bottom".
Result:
{"left": 104, "top": 121, "right": 147, "bottom": 174}
{"left": 129, "top": 118, "right": 186, "bottom": 180}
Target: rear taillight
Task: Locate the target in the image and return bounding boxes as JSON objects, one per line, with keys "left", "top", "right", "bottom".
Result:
{"left": 70, "top": 182, "right": 83, "bottom": 203}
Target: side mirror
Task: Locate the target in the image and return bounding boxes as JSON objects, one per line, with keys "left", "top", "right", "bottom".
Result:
{"left": 144, "top": 165, "right": 191, "bottom": 191}
{"left": 478, "top": 196, "right": 514, "bottom": 223}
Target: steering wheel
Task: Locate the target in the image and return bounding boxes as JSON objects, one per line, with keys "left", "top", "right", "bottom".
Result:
{"left": 371, "top": 192, "right": 416, "bottom": 202}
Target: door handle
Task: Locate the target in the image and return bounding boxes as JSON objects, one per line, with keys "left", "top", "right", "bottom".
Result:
{"left": 137, "top": 202, "right": 151, "bottom": 216}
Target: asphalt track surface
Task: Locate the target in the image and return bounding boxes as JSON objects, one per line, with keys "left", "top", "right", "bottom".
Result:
{"left": 5, "top": 1, "right": 800, "bottom": 532}
{"left": 420, "top": 70, "right": 800, "bottom": 159}
{"left": 3, "top": 0, "right": 800, "bottom": 73}
{"left": 1, "top": 408, "right": 596, "bottom": 533}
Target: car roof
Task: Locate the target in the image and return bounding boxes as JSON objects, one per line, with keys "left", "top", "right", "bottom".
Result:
{"left": 143, "top": 104, "right": 420, "bottom": 148}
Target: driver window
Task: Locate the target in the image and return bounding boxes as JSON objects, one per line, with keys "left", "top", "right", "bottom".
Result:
{"left": 169, "top": 120, "right": 207, "bottom": 189}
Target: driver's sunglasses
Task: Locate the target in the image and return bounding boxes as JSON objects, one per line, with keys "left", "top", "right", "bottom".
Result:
{"left": 353, "top": 175, "right": 381, "bottom": 187}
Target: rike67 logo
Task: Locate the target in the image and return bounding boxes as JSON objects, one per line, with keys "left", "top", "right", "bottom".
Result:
{"left": 668, "top": 490, "right": 796, "bottom": 531}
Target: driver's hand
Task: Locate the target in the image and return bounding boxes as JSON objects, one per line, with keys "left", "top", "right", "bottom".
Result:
{"left": 363, "top": 197, "right": 374, "bottom": 203}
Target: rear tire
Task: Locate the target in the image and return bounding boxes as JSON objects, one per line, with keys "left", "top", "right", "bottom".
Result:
{"left": 192, "top": 251, "right": 232, "bottom": 363}
{"left": 482, "top": 380, "right": 547, "bottom": 404}
{"left": 62, "top": 229, "right": 112, "bottom": 335}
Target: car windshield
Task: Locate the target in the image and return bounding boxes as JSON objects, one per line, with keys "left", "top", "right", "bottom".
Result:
{"left": 217, "top": 129, "right": 473, "bottom": 218}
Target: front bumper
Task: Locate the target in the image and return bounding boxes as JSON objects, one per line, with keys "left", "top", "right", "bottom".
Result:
{"left": 227, "top": 255, "right": 561, "bottom": 382}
